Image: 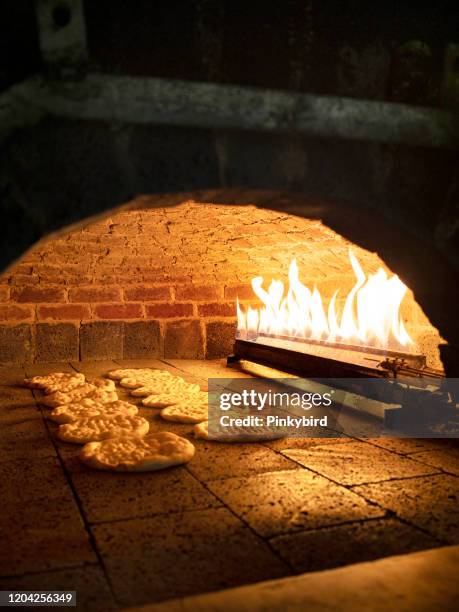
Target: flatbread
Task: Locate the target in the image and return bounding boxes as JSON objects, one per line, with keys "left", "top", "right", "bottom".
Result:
{"left": 129, "top": 379, "right": 198, "bottom": 395}
{"left": 160, "top": 402, "right": 208, "bottom": 424}
{"left": 119, "top": 375, "right": 187, "bottom": 390}
{"left": 23, "top": 372, "right": 85, "bottom": 394}
{"left": 193, "top": 420, "right": 284, "bottom": 442}
{"left": 142, "top": 390, "right": 207, "bottom": 408}
{"left": 58, "top": 414, "right": 149, "bottom": 444}
{"left": 41, "top": 379, "right": 116, "bottom": 408}
{"left": 49, "top": 400, "right": 138, "bottom": 424}
{"left": 107, "top": 368, "right": 173, "bottom": 381}
{"left": 79, "top": 432, "right": 195, "bottom": 472}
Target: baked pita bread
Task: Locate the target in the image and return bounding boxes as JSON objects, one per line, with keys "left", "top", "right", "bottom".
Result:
{"left": 79, "top": 432, "right": 195, "bottom": 472}
{"left": 23, "top": 372, "right": 85, "bottom": 394}
{"left": 49, "top": 399, "right": 138, "bottom": 424}
{"left": 41, "top": 379, "right": 116, "bottom": 407}
{"left": 58, "top": 414, "right": 149, "bottom": 444}
{"left": 160, "top": 402, "right": 207, "bottom": 424}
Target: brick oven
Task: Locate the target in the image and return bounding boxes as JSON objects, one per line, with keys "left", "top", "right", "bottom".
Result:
{"left": 0, "top": 193, "right": 447, "bottom": 368}
{"left": 1, "top": 2, "right": 459, "bottom": 611}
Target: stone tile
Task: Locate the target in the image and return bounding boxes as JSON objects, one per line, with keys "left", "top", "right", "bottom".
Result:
{"left": 207, "top": 470, "right": 384, "bottom": 538}
{"left": 0, "top": 565, "right": 116, "bottom": 611}
{"left": 124, "top": 321, "right": 161, "bottom": 359}
{"left": 24, "top": 362, "right": 76, "bottom": 376}
{"left": 0, "top": 403, "right": 41, "bottom": 425}
{"left": 205, "top": 321, "right": 236, "bottom": 359}
{"left": 0, "top": 456, "right": 69, "bottom": 504}
{"left": 164, "top": 320, "right": 204, "bottom": 359}
{"left": 0, "top": 366, "right": 27, "bottom": 386}
{"left": 0, "top": 385, "right": 41, "bottom": 424}
{"left": 92, "top": 507, "right": 289, "bottom": 606}
{"left": 0, "top": 383, "right": 36, "bottom": 405}
{"left": 142, "top": 544, "right": 459, "bottom": 612}
{"left": 80, "top": 321, "right": 124, "bottom": 361}
{"left": 0, "top": 417, "right": 55, "bottom": 461}
{"left": 0, "top": 324, "right": 32, "bottom": 364}
{"left": 64, "top": 455, "right": 220, "bottom": 524}
{"left": 263, "top": 433, "right": 352, "bottom": 451}
{"left": 282, "top": 441, "right": 439, "bottom": 486}
{"left": 187, "top": 440, "right": 298, "bottom": 482}
{"left": 270, "top": 518, "right": 441, "bottom": 573}
{"left": 413, "top": 449, "right": 459, "bottom": 476}
{"left": 354, "top": 474, "right": 459, "bottom": 543}
{"left": 365, "top": 437, "right": 459, "bottom": 455}
{"left": 0, "top": 496, "right": 96, "bottom": 576}
{"left": 35, "top": 323, "right": 79, "bottom": 362}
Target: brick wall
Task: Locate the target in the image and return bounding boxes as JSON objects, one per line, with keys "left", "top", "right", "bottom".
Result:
{"left": 0, "top": 197, "right": 442, "bottom": 365}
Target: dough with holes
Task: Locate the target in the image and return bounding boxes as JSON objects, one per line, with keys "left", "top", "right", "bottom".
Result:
{"left": 160, "top": 402, "right": 208, "bottom": 424}
{"left": 23, "top": 372, "right": 85, "bottom": 394}
{"left": 79, "top": 432, "right": 195, "bottom": 472}
{"left": 129, "top": 379, "right": 198, "bottom": 395}
{"left": 58, "top": 414, "right": 149, "bottom": 444}
{"left": 142, "top": 390, "right": 207, "bottom": 408}
{"left": 119, "top": 375, "right": 188, "bottom": 390}
{"left": 49, "top": 400, "right": 138, "bottom": 424}
{"left": 41, "top": 379, "right": 116, "bottom": 407}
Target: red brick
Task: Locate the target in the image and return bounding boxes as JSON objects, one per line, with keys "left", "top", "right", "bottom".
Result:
{"left": 94, "top": 303, "right": 143, "bottom": 319}
{"left": 198, "top": 302, "right": 236, "bottom": 317}
{"left": 39, "top": 275, "right": 67, "bottom": 285}
{"left": 68, "top": 286, "right": 122, "bottom": 302}
{"left": 0, "top": 305, "right": 33, "bottom": 322}
{"left": 146, "top": 303, "right": 194, "bottom": 318}
{"left": 9, "top": 275, "right": 40, "bottom": 286}
{"left": 11, "top": 286, "right": 66, "bottom": 303}
{"left": 175, "top": 285, "right": 222, "bottom": 301}
{"left": 124, "top": 286, "right": 171, "bottom": 301}
{"left": 9, "top": 264, "right": 33, "bottom": 275}
{"left": 224, "top": 284, "right": 255, "bottom": 300}
{"left": 37, "top": 304, "right": 91, "bottom": 321}
{"left": 0, "top": 287, "right": 9, "bottom": 302}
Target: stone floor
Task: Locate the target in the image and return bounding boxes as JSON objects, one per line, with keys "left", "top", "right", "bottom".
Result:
{"left": 1, "top": 358, "right": 458, "bottom": 610}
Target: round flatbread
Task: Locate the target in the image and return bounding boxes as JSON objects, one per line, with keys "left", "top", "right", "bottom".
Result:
{"left": 119, "top": 375, "right": 187, "bottom": 390}
{"left": 49, "top": 400, "right": 138, "bottom": 424}
{"left": 41, "top": 379, "right": 116, "bottom": 408}
{"left": 23, "top": 372, "right": 85, "bottom": 394}
{"left": 129, "top": 379, "right": 198, "bottom": 395}
{"left": 142, "top": 390, "right": 207, "bottom": 408}
{"left": 160, "top": 402, "right": 207, "bottom": 424}
{"left": 58, "top": 414, "right": 149, "bottom": 444}
{"left": 79, "top": 432, "right": 195, "bottom": 472}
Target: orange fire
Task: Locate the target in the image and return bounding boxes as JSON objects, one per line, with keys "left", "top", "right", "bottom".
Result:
{"left": 236, "top": 250, "right": 413, "bottom": 350}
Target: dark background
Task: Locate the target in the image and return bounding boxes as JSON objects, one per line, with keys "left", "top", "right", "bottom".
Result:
{"left": 2, "top": 0, "right": 458, "bottom": 105}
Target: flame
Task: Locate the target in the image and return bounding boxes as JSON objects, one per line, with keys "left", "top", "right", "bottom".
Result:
{"left": 236, "top": 250, "right": 413, "bottom": 350}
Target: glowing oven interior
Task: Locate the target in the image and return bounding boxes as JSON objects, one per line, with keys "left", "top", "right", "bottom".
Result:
{"left": 0, "top": 196, "right": 443, "bottom": 372}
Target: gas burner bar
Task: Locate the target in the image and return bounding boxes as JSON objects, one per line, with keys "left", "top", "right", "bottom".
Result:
{"left": 228, "top": 337, "right": 444, "bottom": 380}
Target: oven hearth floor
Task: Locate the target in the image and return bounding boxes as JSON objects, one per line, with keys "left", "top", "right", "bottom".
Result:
{"left": 1, "top": 359, "right": 458, "bottom": 610}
